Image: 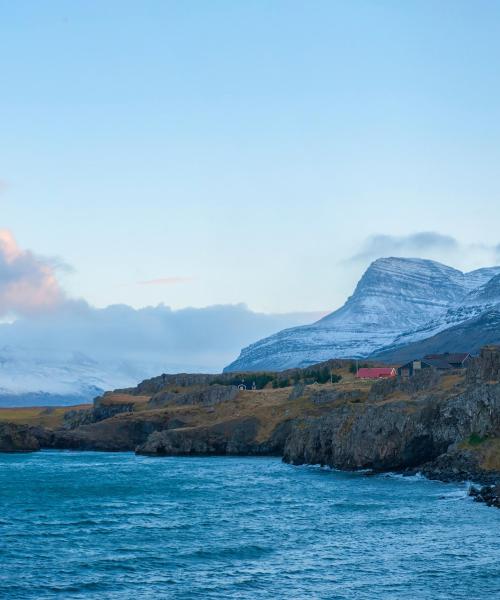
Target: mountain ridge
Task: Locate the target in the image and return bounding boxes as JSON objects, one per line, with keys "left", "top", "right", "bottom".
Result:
{"left": 225, "top": 257, "right": 500, "bottom": 371}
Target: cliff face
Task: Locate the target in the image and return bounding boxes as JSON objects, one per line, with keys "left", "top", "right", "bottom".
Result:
{"left": 2, "top": 348, "right": 499, "bottom": 491}
{"left": 136, "top": 418, "right": 293, "bottom": 456}
{"left": 283, "top": 382, "right": 499, "bottom": 472}
{"left": 0, "top": 423, "right": 40, "bottom": 452}
{"left": 283, "top": 348, "right": 500, "bottom": 482}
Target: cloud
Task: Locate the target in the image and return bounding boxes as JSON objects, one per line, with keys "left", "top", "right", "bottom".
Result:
{"left": 350, "top": 232, "right": 459, "bottom": 262}
{"left": 0, "top": 303, "right": 324, "bottom": 398}
{"left": 0, "top": 229, "right": 67, "bottom": 317}
{"left": 0, "top": 229, "right": 325, "bottom": 398}
{"left": 349, "top": 231, "right": 500, "bottom": 273}
{"left": 138, "top": 276, "right": 192, "bottom": 286}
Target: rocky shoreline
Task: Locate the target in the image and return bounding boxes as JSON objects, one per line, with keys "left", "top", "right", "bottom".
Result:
{"left": 1, "top": 349, "right": 499, "bottom": 507}
{"left": 0, "top": 423, "right": 40, "bottom": 452}
{"left": 469, "top": 484, "right": 500, "bottom": 508}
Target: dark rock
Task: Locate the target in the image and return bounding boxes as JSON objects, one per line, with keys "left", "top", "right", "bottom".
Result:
{"left": 311, "top": 389, "right": 363, "bottom": 405}
{"left": 63, "top": 397, "right": 136, "bottom": 430}
{"left": 283, "top": 382, "right": 500, "bottom": 472}
{"left": 421, "top": 446, "right": 500, "bottom": 485}
{"left": 49, "top": 414, "right": 169, "bottom": 451}
{"left": 0, "top": 423, "right": 40, "bottom": 452}
{"left": 369, "top": 369, "right": 440, "bottom": 401}
{"left": 466, "top": 345, "right": 500, "bottom": 384}
{"left": 136, "top": 417, "right": 261, "bottom": 456}
{"left": 148, "top": 384, "right": 238, "bottom": 408}
{"left": 469, "top": 484, "right": 500, "bottom": 508}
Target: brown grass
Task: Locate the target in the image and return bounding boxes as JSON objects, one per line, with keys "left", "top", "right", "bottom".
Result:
{"left": 0, "top": 405, "right": 91, "bottom": 428}
{"left": 477, "top": 438, "right": 500, "bottom": 471}
{"left": 99, "top": 393, "right": 151, "bottom": 409}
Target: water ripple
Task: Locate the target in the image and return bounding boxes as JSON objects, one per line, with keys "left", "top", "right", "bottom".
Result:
{"left": 0, "top": 451, "right": 499, "bottom": 599}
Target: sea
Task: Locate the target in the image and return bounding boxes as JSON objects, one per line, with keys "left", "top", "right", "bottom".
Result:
{"left": 0, "top": 451, "right": 499, "bottom": 599}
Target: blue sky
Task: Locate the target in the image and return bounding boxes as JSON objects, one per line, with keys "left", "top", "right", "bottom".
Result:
{"left": 1, "top": 0, "right": 500, "bottom": 315}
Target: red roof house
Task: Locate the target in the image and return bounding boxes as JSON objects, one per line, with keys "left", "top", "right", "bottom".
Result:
{"left": 356, "top": 367, "right": 396, "bottom": 379}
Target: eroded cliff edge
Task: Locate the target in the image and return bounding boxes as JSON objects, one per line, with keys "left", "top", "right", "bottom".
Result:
{"left": 283, "top": 348, "right": 500, "bottom": 487}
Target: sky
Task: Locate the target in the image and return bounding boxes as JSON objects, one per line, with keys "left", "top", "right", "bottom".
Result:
{"left": 1, "top": 1, "right": 500, "bottom": 377}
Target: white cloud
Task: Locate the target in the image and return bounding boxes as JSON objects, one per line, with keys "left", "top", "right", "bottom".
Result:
{"left": 0, "top": 229, "right": 66, "bottom": 317}
{"left": 0, "top": 304, "right": 322, "bottom": 395}
{"left": 349, "top": 231, "right": 500, "bottom": 273}
{"left": 350, "top": 232, "right": 459, "bottom": 262}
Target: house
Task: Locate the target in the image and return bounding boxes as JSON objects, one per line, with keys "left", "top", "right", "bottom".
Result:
{"left": 397, "top": 353, "right": 471, "bottom": 377}
{"left": 397, "top": 359, "right": 449, "bottom": 377}
{"left": 356, "top": 367, "right": 396, "bottom": 379}
{"left": 423, "top": 353, "right": 471, "bottom": 369}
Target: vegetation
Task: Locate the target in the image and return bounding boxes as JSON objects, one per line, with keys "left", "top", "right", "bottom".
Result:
{"left": 468, "top": 432, "right": 488, "bottom": 446}
{"left": 212, "top": 368, "right": 342, "bottom": 390}
{"left": 211, "top": 373, "right": 275, "bottom": 390}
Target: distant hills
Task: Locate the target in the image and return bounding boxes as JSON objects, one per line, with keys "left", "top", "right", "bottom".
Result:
{"left": 225, "top": 257, "right": 500, "bottom": 371}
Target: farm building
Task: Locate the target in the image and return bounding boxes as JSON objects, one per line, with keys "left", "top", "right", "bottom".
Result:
{"left": 356, "top": 367, "right": 396, "bottom": 379}
{"left": 397, "top": 353, "right": 471, "bottom": 377}
{"left": 423, "top": 353, "right": 471, "bottom": 368}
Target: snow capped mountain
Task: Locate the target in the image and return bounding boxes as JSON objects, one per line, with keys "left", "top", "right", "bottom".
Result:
{"left": 373, "top": 308, "right": 500, "bottom": 364}
{"left": 0, "top": 346, "right": 170, "bottom": 407}
{"left": 377, "top": 270, "right": 500, "bottom": 353}
{"left": 225, "top": 257, "right": 500, "bottom": 372}
{"left": 0, "top": 303, "right": 320, "bottom": 406}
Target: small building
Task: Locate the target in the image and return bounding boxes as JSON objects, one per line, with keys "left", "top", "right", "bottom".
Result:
{"left": 423, "top": 353, "right": 471, "bottom": 369}
{"left": 237, "top": 381, "right": 257, "bottom": 391}
{"left": 397, "top": 359, "right": 448, "bottom": 377}
{"left": 397, "top": 353, "right": 471, "bottom": 377}
{"left": 356, "top": 367, "right": 396, "bottom": 379}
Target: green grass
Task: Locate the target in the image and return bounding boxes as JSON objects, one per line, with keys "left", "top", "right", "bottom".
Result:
{"left": 468, "top": 432, "right": 487, "bottom": 446}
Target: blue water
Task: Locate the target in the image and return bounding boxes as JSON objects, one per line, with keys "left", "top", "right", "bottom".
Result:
{"left": 0, "top": 452, "right": 499, "bottom": 599}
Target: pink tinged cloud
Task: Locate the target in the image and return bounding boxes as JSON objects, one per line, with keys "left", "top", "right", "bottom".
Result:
{"left": 0, "top": 229, "right": 66, "bottom": 316}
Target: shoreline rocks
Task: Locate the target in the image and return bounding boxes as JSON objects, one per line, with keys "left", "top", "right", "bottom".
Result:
{"left": 0, "top": 423, "right": 40, "bottom": 452}
{"left": 469, "top": 484, "right": 500, "bottom": 508}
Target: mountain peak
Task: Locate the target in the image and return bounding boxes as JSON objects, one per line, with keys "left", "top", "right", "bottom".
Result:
{"left": 225, "top": 256, "right": 500, "bottom": 372}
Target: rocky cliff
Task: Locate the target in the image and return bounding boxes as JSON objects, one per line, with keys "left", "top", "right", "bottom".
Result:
{"left": 0, "top": 423, "right": 40, "bottom": 452}
{"left": 2, "top": 348, "right": 499, "bottom": 498}
{"left": 283, "top": 347, "right": 500, "bottom": 485}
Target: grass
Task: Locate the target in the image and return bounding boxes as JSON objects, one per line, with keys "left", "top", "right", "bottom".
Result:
{"left": 0, "top": 404, "right": 91, "bottom": 428}
{"left": 479, "top": 438, "right": 500, "bottom": 471}
{"left": 98, "top": 393, "right": 151, "bottom": 410}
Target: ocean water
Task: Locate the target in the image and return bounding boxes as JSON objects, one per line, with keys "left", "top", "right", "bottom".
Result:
{"left": 0, "top": 452, "right": 499, "bottom": 600}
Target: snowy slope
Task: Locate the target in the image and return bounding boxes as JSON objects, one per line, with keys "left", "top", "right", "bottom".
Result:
{"left": 0, "top": 304, "right": 320, "bottom": 406}
{"left": 225, "top": 258, "right": 500, "bottom": 372}
{"left": 376, "top": 271, "right": 500, "bottom": 354}
{"left": 0, "top": 346, "right": 171, "bottom": 406}
{"left": 373, "top": 308, "right": 500, "bottom": 364}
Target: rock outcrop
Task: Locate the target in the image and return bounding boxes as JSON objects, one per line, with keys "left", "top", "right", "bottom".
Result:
{"left": 148, "top": 385, "right": 238, "bottom": 408}
{"left": 3, "top": 346, "right": 499, "bottom": 505}
{"left": 466, "top": 345, "right": 500, "bottom": 383}
{"left": 469, "top": 484, "right": 500, "bottom": 508}
{"left": 136, "top": 417, "right": 293, "bottom": 456}
{"left": 0, "top": 423, "right": 40, "bottom": 452}
{"left": 283, "top": 350, "right": 500, "bottom": 485}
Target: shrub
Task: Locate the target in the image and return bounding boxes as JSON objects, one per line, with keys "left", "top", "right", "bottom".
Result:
{"left": 468, "top": 432, "right": 487, "bottom": 446}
